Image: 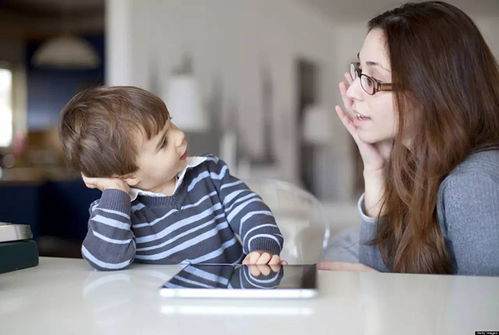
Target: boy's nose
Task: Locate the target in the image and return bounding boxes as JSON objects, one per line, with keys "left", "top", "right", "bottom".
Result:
{"left": 175, "top": 128, "right": 187, "bottom": 147}
{"left": 170, "top": 122, "right": 187, "bottom": 147}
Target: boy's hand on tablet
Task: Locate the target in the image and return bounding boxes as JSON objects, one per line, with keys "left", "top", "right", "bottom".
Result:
{"left": 247, "top": 264, "right": 282, "bottom": 277}
{"left": 242, "top": 251, "right": 288, "bottom": 266}
{"left": 81, "top": 173, "right": 130, "bottom": 193}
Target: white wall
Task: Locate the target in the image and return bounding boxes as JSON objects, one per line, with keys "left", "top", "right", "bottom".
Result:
{"left": 106, "top": 0, "right": 350, "bottom": 199}
{"left": 0, "top": 36, "right": 27, "bottom": 140}
{"left": 475, "top": 16, "right": 499, "bottom": 59}
{"left": 105, "top": 0, "right": 499, "bottom": 202}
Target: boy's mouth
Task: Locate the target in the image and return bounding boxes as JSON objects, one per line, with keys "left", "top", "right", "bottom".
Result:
{"left": 180, "top": 151, "right": 188, "bottom": 160}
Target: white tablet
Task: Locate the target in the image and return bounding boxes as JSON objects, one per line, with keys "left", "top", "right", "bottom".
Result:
{"left": 160, "top": 264, "right": 318, "bottom": 299}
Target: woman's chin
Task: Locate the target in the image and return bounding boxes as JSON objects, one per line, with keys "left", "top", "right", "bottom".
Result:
{"left": 357, "top": 133, "right": 379, "bottom": 144}
{"left": 358, "top": 131, "right": 394, "bottom": 145}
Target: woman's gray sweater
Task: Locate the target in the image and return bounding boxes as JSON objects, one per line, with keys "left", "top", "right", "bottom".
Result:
{"left": 358, "top": 150, "right": 499, "bottom": 276}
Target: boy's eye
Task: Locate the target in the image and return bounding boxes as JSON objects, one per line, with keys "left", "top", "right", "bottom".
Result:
{"left": 160, "top": 137, "right": 168, "bottom": 148}
{"left": 157, "top": 135, "right": 168, "bottom": 151}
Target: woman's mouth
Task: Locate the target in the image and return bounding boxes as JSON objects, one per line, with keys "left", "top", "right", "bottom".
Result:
{"left": 355, "top": 112, "right": 371, "bottom": 121}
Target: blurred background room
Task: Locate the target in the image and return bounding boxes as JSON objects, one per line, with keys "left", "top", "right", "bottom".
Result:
{"left": 0, "top": 0, "right": 497, "bottom": 258}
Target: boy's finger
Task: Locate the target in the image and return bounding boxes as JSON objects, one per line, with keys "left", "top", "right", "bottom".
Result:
{"left": 256, "top": 264, "right": 271, "bottom": 276}
{"left": 249, "top": 265, "right": 261, "bottom": 277}
{"left": 268, "top": 254, "right": 281, "bottom": 265}
{"left": 249, "top": 251, "right": 261, "bottom": 264}
{"left": 256, "top": 252, "right": 271, "bottom": 265}
{"left": 243, "top": 253, "right": 257, "bottom": 264}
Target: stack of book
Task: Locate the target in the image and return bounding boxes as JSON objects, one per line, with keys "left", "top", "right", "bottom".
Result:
{"left": 0, "top": 223, "right": 39, "bottom": 274}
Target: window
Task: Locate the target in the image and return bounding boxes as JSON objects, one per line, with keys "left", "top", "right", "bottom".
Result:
{"left": 0, "top": 68, "right": 13, "bottom": 147}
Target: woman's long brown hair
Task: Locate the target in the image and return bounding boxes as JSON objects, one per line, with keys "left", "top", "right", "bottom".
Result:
{"left": 367, "top": 2, "right": 499, "bottom": 273}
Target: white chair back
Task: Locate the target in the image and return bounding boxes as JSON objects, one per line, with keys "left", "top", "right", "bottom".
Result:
{"left": 244, "top": 178, "right": 330, "bottom": 264}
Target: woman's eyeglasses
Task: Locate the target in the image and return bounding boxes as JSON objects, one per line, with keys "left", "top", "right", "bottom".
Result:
{"left": 350, "top": 62, "right": 393, "bottom": 95}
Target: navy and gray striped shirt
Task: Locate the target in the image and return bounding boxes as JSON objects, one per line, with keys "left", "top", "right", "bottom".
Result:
{"left": 81, "top": 155, "right": 283, "bottom": 270}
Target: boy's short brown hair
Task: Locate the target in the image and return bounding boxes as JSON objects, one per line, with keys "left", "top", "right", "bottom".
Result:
{"left": 59, "top": 86, "right": 169, "bottom": 177}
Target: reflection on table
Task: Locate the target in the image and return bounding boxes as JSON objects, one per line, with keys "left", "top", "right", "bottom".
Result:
{"left": 1, "top": 257, "right": 498, "bottom": 335}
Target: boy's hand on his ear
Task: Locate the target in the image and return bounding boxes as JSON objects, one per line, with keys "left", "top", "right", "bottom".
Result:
{"left": 81, "top": 173, "right": 130, "bottom": 193}
{"left": 242, "top": 251, "right": 288, "bottom": 266}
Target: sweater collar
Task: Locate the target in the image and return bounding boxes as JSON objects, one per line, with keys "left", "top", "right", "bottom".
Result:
{"left": 128, "top": 156, "right": 207, "bottom": 202}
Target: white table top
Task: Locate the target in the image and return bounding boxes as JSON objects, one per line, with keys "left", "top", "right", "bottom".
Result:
{"left": 1, "top": 257, "right": 498, "bottom": 335}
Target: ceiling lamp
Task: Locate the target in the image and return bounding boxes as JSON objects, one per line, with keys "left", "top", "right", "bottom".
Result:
{"left": 162, "top": 56, "right": 208, "bottom": 132}
{"left": 32, "top": 34, "right": 100, "bottom": 70}
{"left": 164, "top": 74, "right": 208, "bottom": 132}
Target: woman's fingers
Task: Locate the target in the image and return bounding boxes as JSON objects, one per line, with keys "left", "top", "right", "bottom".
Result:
{"left": 344, "top": 71, "right": 353, "bottom": 86}
{"left": 339, "top": 81, "right": 353, "bottom": 116}
{"left": 335, "top": 105, "right": 357, "bottom": 137}
{"left": 335, "top": 74, "right": 389, "bottom": 171}
{"left": 335, "top": 105, "right": 385, "bottom": 169}
{"left": 339, "top": 72, "right": 355, "bottom": 115}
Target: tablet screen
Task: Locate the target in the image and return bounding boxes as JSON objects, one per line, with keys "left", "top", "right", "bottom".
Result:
{"left": 160, "top": 264, "right": 317, "bottom": 299}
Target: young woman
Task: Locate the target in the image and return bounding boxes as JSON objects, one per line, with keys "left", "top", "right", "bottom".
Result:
{"left": 331, "top": 1, "right": 499, "bottom": 275}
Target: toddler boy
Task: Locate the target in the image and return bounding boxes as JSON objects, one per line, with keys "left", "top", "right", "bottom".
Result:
{"left": 59, "top": 86, "right": 284, "bottom": 270}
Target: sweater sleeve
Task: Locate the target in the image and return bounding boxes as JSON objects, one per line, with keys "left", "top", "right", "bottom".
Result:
{"left": 438, "top": 171, "right": 499, "bottom": 276}
{"left": 205, "top": 155, "right": 283, "bottom": 256}
{"left": 82, "top": 189, "right": 136, "bottom": 271}
{"left": 357, "top": 194, "right": 390, "bottom": 272}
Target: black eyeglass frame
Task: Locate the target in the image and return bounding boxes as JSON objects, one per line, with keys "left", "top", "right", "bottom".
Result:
{"left": 350, "top": 62, "right": 393, "bottom": 95}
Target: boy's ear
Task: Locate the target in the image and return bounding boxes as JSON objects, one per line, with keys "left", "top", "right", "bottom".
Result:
{"left": 117, "top": 173, "right": 139, "bottom": 187}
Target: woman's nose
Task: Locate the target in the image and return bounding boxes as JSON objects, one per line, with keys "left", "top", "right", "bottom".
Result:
{"left": 346, "top": 77, "right": 364, "bottom": 101}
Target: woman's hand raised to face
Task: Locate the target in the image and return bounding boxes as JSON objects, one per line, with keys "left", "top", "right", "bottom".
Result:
{"left": 336, "top": 72, "right": 394, "bottom": 217}
{"left": 335, "top": 72, "right": 392, "bottom": 175}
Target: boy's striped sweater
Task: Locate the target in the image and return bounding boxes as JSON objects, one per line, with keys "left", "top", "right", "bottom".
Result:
{"left": 81, "top": 155, "right": 283, "bottom": 270}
